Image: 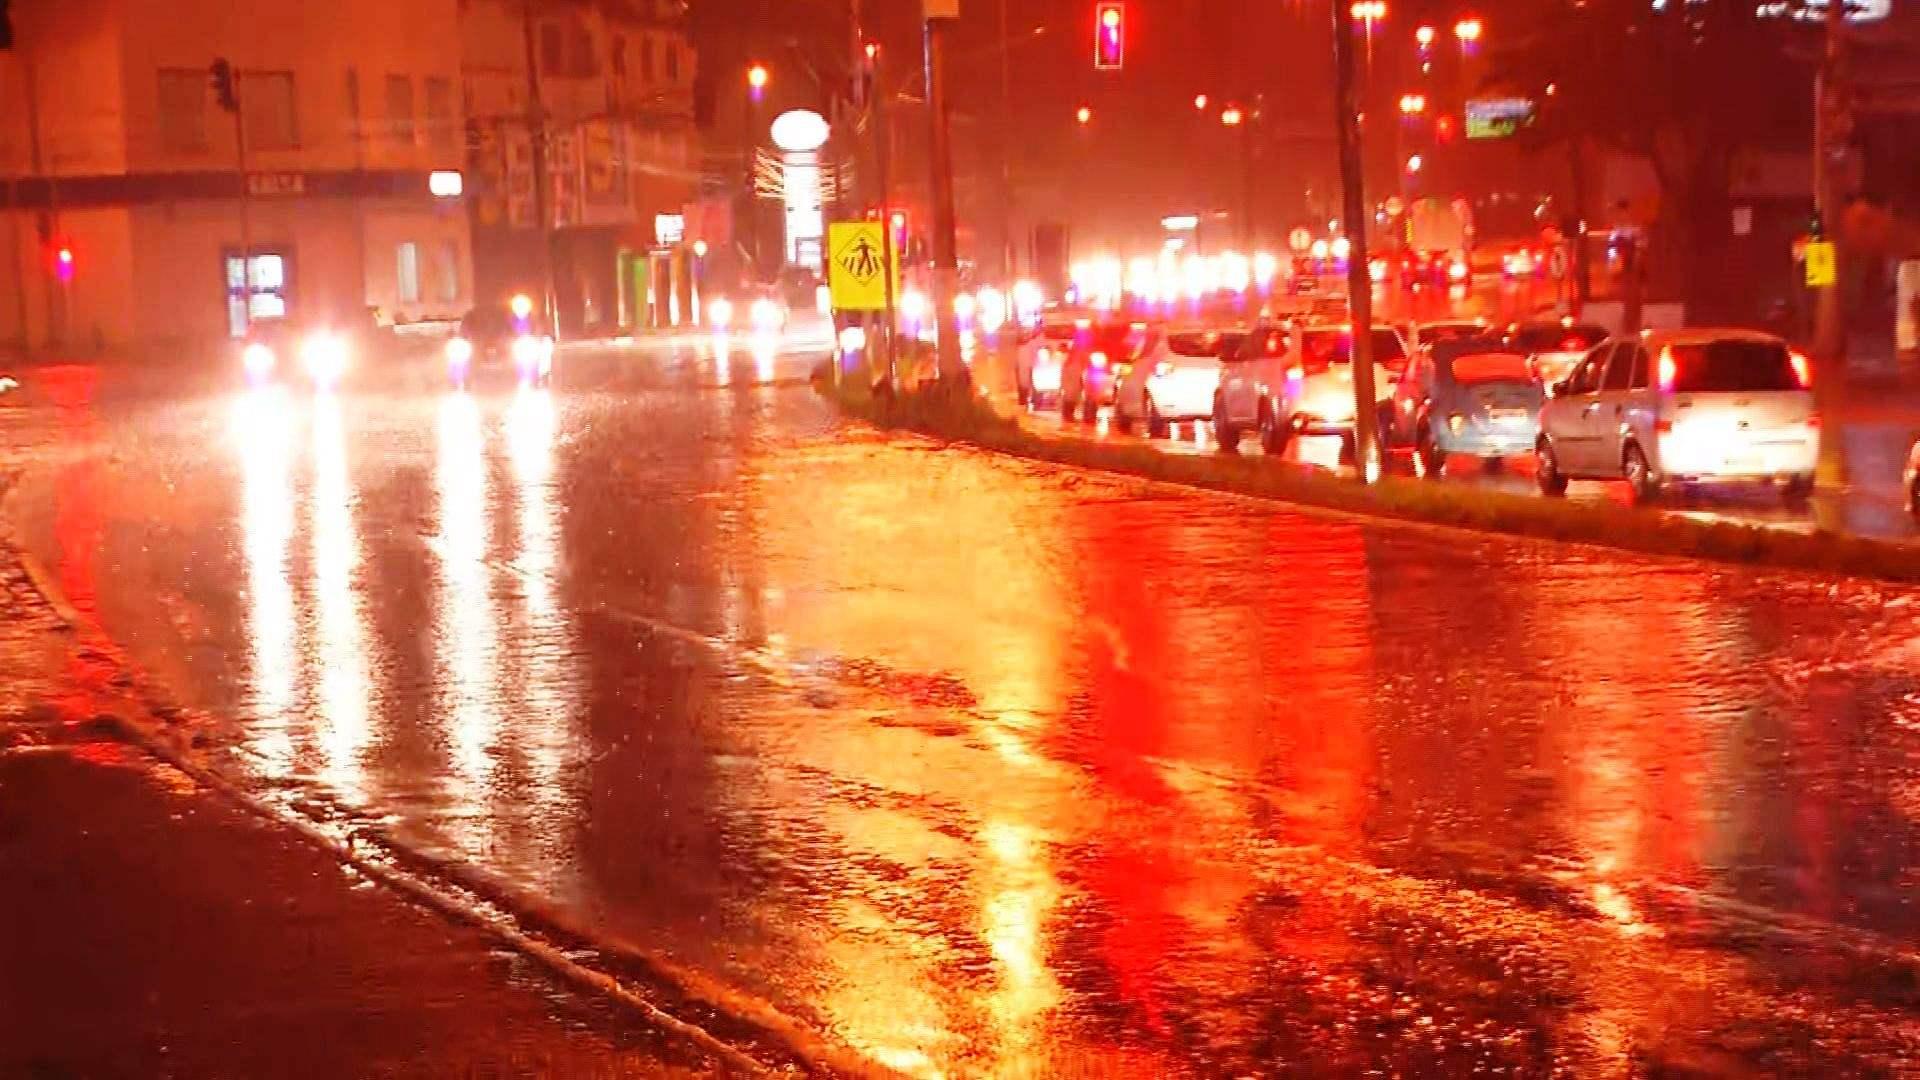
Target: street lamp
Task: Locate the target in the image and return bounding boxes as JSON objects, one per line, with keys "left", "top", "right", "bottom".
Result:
{"left": 1076, "top": 105, "right": 1092, "bottom": 124}
{"left": 1405, "top": 153, "right": 1424, "bottom": 175}
{"left": 1193, "top": 93, "right": 1208, "bottom": 111}
{"left": 747, "top": 63, "right": 769, "bottom": 102}
{"left": 1220, "top": 105, "right": 1244, "bottom": 126}
{"left": 1398, "top": 93, "right": 1426, "bottom": 116}
{"left": 1415, "top": 24, "right": 1435, "bottom": 48}
{"left": 1454, "top": 17, "right": 1483, "bottom": 58}
{"left": 1349, "top": 1, "right": 1386, "bottom": 20}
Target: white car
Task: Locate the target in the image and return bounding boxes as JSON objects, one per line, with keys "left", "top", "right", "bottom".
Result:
{"left": 1905, "top": 438, "right": 1919, "bottom": 518}
{"left": 1215, "top": 322, "right": 1408, "bottom": 456}
{"left": 1114, "top": 326, "right": 1246, "bottom": 436}
{"left": 1505, "top": 319, "right": 1610, "bottom": 386}
{"left": 1535, "top": 328, "right": 1818, "bottom": 503}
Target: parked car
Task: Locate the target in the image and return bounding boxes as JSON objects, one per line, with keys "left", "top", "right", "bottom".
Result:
{"left": 1215, "top": 321, "right": 1406, "bottom": 457}
{"left": 1906, "top": 438, "right": 1919, "bottom": 518}
{"left": 1390, "top": 348, "right": 1542, "bottom": 477}
{"left": 1505, "top": 319, "right": 1610, "bottom": 386}
{"left": 1114, "top": 326, "right": 1247, "bottom": 436}
{"left": 1535, "top": 329, "right": 1817, "bottom": 503}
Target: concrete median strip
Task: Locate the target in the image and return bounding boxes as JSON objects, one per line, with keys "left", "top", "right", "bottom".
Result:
{"left": 821, "top": 380, "right": 1920, "bottom": 585}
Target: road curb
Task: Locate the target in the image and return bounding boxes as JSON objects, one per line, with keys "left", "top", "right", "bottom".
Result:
{"left": 1, "top": 537, "right": 898, "bottom": 1080}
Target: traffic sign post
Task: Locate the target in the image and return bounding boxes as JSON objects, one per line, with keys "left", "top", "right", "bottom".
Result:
{"left": 1805, "top": 240, "right": 1838, "bottom": 288}
{"left": 828, "top": 221, "right": 898, "bottom": 311}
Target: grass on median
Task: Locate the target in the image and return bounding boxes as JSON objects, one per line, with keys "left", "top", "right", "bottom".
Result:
{"left": 819, "top": 375, "right": 1920, "bottom": 585}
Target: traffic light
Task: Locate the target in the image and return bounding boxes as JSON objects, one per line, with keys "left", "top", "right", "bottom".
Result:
{"left": 1094, "top": 2, "right": 1124, "bottom": 70}
{"left": 209, "top": 58, "right": 237, "bottom": 112}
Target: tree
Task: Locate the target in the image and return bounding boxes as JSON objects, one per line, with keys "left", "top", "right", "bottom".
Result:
{"left": 1492, "top": 0, "right": 1816, "bottom": 319}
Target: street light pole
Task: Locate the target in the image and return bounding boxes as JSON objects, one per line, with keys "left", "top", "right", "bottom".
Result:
{"left": 520, "top": 0, "right": 557, "bottom": 337}
{"left": 1334, "top": 1, "right": 1381, "bottom": 482}
{"left": 924, "top": 12, "right": 964, "bottom": 383}
{"left": 1812, "top": 0, "right": 1850, "bottom": 489}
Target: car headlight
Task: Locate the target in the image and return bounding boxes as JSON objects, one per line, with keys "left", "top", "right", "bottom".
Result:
{"left": 512, "top": 334, "right": 542, "bottom": 369}
{"left": 708, "top": 297, "right": 733, "bottom": 329}
{"left": 750, "top": 298, "right": 782, "bottom": 330}
{"left": 242, "top": 341, "right": 276, "bottom": 376}
{"left": 301, "top": 332, "right": 349, "bottom": 383}
{"left": 445, "top": 336, "right": 473, "bottom": 366}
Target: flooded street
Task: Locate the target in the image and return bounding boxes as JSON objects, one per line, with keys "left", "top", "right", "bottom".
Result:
{"left": 9, "top": 346, "right": 1920, "bottom": 1076}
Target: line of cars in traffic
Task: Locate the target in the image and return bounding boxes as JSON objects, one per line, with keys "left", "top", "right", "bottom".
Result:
{"left": 1014, "top": 310, "right": 1884, "bottom": 512}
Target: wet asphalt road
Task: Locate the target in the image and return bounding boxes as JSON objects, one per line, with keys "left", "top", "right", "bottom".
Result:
{"left": 8, "top": 340, "right": 1920, "bottom": 1076}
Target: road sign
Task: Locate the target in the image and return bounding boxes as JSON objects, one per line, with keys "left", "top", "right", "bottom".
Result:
{"left": 1805, "top": 240, "right": 1837, "bottom": 288}
{"left": 827, "top": 222, "right": 897, "bottom": 311}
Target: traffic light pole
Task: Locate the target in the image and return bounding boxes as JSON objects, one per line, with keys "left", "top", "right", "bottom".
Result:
{"left": 1332, "top": 4, "right": 1380, "bottom": 482}
{"left": 520, "top": 0, "right": 558, "bottom": 338}
{"left": 1812, "top": 0, "right": 1848, "bottom": 488}
{"left": 924, "top": 14, "right": 964, "bottom": 383}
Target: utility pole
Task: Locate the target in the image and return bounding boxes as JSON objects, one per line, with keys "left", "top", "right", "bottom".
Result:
{"left": 520, "top": 0, "right": 558, "bottom": 337}
{"left": 997, "top": 0, "right": 1015, "bottom": 284}
{"left": 924, "top": 11, "right": 964, "bottom": 383}
{"left": 1812, "top": 0, "right": 1851, "bottom": 489}
{"left": 1333, "top": 4, "right": 1380, "bottom": 482}
{"left": 868, "top": 45, "right": 898, "bottom": 389}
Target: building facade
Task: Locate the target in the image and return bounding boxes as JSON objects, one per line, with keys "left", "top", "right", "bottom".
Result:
{"left": 461, "top": 0, "right": 700, "bottom": 334}
{"left": 0, "top": 0, "right": 472, "bottom": 352}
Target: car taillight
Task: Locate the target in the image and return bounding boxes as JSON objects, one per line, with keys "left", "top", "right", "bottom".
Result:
{"left": 1806, "top": 413, "right": 1822, "bottom": 429}
{"left": 1657, "top": 347, "right": 1677, "bottom": 392}
{"left": 1655, "top": 418, "right": 1674, "bottom": 433}
{"left": 1789, "top": 349, "right": 1812, "bottom": 388}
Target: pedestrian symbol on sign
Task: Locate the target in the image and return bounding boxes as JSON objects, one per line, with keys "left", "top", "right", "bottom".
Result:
{"left": 827, "top": 222, "right": 896, "bottom": 311}
{"left": 839, "top": 233, "right": 883, "bottom": 283}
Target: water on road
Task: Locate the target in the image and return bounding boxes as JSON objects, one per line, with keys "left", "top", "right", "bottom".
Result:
{"left": 9, "top": 343, "right": 1920, "bottom": 1076}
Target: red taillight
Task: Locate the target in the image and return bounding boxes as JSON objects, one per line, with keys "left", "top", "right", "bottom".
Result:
{"left": 1806, "top": 413, "right": 1822, "bottom": 429}
{"left": 1654, "top": 418, "right": 1674, "bottom": 433}
{"left": 1789, "top": 349, "right": 1812, "bottom": 388}
{"left": 1657, "top": 346, "right": 1677, "bottom": 392}
{"left": 1560, "top": 337, "right": 1584, "bottom": 351}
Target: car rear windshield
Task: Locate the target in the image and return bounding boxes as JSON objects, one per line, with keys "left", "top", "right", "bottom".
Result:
{"left": 1167, "top": 329, "right": 1242, "bottom": 358}
{"left": 1447, "top": 352, "right": 1533, "bottom": 384}
{"left": 1509, "top": 324, "right": 1606, "bottom": 353}
{"left": 1300, "top": 329, "right": 1407, "bottom": 371}
{"left": 1418, "top": 323, "right": 1486, "bottom": 346}
{"left": 1666, "top": 340, "right": 1800, "bottom": 393}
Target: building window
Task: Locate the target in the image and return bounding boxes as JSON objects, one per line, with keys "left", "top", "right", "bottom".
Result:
{"left": 385, "top": 75, "right": 415, "bottom": 145}
{"left": 226, "top": 251, "right": 289, "bottom": 337}
{"left": 396, "top": 242, "right": 421, "bottom": 305}
{"left": 437, "top": 240, "right": 461, "bottom": 304}
{"left": 540, "top": 23, "right": 565, "bottom": 75}
{"left": 157, "top": 68, "right": 209, "bottom": 152}
{"left": 570, "top": 24, "right": 596, "bottom": 77}
{"left": 240, "top": 71, "right": 298, "bottom": 151}
{"left": 665, "top": 41, "right": 680, "bottom": 82}
{"left": 425, "top": 76, "right": 453, "bottom": 151}
{"left": 639, "top": 35, "right": 655, "bottom": 82}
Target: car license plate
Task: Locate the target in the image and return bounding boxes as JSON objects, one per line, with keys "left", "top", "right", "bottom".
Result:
{"left": 1489, "top": 409, "right": 1529, "bottom": 421}
{"left": 1723, "top": 455, "right": 1760, "bottom": 471}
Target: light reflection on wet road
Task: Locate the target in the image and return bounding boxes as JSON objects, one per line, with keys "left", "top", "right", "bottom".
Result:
{"left": 11, "top": 343, "right": 1920, "bottom": 1075}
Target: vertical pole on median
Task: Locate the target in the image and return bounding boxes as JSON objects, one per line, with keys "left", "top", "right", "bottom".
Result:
{"left": 871, "top": 53, "right": 898, "bottom": 390}
{"left": 924, "top": 4, "right": 964, "bottom": 385}
{"left": 1812, "top": 0, "right": 1849, "bottom": 488}
{"left": 521, "top": 0, "right": 558, "bottom": 340}
{"left": 1333, "top": 1, "right": 1380, "bottom": 483}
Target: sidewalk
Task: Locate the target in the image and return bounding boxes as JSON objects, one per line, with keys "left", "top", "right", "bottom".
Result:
{"left": 0, "top": 544, "right": 737, "bottom": 1078}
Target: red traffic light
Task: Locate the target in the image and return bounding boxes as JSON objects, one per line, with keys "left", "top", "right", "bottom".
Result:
{"left": 1094, "top": 2, "right": 1124, "bottom": 70}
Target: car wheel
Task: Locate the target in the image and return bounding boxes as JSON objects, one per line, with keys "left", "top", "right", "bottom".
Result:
{"left": 1060, "top": 396, "right": 1077, "bottom": 421}
{"left": 1623, "top": 443, "right": 1660, "bottom": 504}
{"left": 1213, "top": 395, "right": 1243, "bottom": 454}
{"left": 1782, "top": 473, "right": 1815, "bottom": 505}
{"left": 1536, "top": 438, "right": 1569, "bottom": 497}
{"left": 1081, "top": 398, "right": 1099, "bottom": 423}
{"left": 1114, "top": 410, "right": 1135, "bottom": 434}
{"left": 1017, "top": 383, "right": 1032, "bottom": 408}
{"left": 1414, "top": 425, "right": 1444, "bottom": 480}
{"left": 1259, "top": 405, "right": 1291, "bottom": 457}
{"left": 1145, "top": 393, "right": 1170, "bottom": 438}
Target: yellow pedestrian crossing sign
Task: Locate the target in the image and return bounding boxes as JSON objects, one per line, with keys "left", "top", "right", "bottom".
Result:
{"left": 1804, "top": 240, "right": 1837, "bottom": 288}
{"left": 828, "top": 222, "right": 897, "bottom": 311}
